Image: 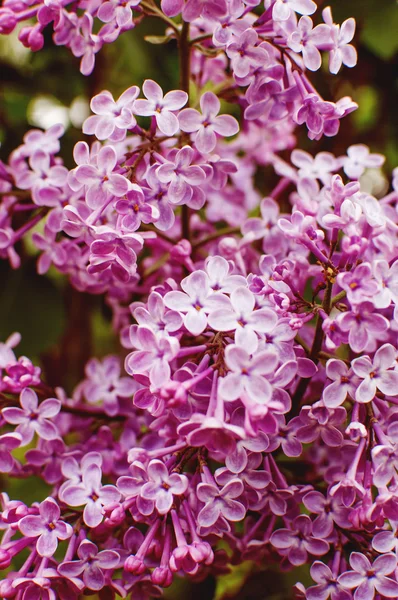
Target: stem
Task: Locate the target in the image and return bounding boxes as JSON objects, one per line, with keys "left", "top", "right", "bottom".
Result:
{"left": 179, "top": 20, "right": 191, "bottom": 243}
{"left": 192, "top": 226, "right": 241, "bottom": 250}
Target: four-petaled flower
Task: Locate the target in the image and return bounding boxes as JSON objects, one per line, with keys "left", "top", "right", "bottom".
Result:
{"left": 351, "top": 343, "right": 398, "bottom": 403}
{"left": 134, "top": 79, "right": 188, "bottom": 137}
{"left": 141, "top": 460, "right": 188, "bottom": 514}
{"left": 18, "top": 497, "right": 73, "bottom": 557}
{"left": 197, "top": 479, "right": 245, "bottom": 527}
{"left": 58, "top": 539, "right": 120, "bottom": 590}
{"left": 338, "top": 552, "right": 398, "bottom": 599}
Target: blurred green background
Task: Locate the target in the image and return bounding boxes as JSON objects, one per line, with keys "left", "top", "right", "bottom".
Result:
{"left": 0, "top": 1, "right": 397, "bottom": 598}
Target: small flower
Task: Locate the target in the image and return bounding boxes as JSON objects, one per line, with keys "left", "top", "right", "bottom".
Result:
{"left": 134, "top": 79, "right": 188, "bottom": 137}
{"left": 351, "top": 343, "right": 398, "bottom": 403}
{"left": 343, "top": 144, "right": 385, "bottom": 180}
{"left": 156, "top": 146, "right": 207, "bottom": 208}
{"left": 322, "top": 359, "right": 358, "bottom": 407}
{"left": 83, "top": 86, "right": 139, "bottom": 141}
{"left": 141, "top": 460, "right": 188, "bottom": 514}
{"left": 178, "top": 92, "right": 239, "bottom": 154}
{"left": 197, "top": 480, "right": 245, "bottom": 527}
{"left": 18, "top": 497, "right": 73, "bottom": 557}
{"left": 0, "top": 432, "right": 22, "bottom": 473}
{"left": 270, "top": 515, "right": 329, "bottom": 566}
{"left": 272, "top": 0, "right": 316, "bottom": 21}
{"left": 338, "top": 552, "right": 398, "bottom": 599}
{"left": 58, "top": 539, "right": 120, "bottom": 591}
{"left": 225, "top": 28, "right": 269, "bottom": 78}
{"left": 2, "top": 388, "right": 61, "bottom": 445}
{"left": 16, "top": 150, "right": 68, "bottom": 207}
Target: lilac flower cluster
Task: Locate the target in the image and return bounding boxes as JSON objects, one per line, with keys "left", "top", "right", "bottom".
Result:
{"left": 0, "top": 0, "right": 397, "bottom": 598}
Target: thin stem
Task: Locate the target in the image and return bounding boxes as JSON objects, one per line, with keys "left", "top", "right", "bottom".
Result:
{"left": 179, "top": 20, "right": 191, "bottom": 243}
{"left": 192, "top": 226, "right": 241, "bottom": 250}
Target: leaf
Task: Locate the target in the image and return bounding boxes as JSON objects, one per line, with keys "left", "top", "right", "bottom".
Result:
{"left": 144, "top": 34, "right": 172, "bottom": 45}
{"left": 360, "top": 3, "right": 398, "bottom": 59}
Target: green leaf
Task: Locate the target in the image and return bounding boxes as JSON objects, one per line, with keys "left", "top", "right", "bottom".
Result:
{"left": 360, "top": 3, "right": 398, "bottom": 59}
{"left": 144, "top": 34, "right": 172, "bottom": 44}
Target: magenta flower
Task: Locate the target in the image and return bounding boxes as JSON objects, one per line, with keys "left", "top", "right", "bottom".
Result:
{"left": 133, "top": 291, "right": 183, "bottom": 335}
{"left": 287, "top": 17, "right": 331, "bottom": 71}
{"left": 338, "top": 552, "right": 398, "bottom": 599}
{"left": 342, "top": 144, "right": 385, "bottom": 179}
{"left": 322, "top": 359, "right": 358, "bottom": 408}
{"left": 140, "top": 460, "right": 188, "bottom": 514}
{"left": 337, "top": 302, "right": 389, "bottom": 353}
{"left": 115, "top": 184, "right": 159, "bottom": 231}
{"left": 98, "top": 0, "right": 141, "bottom": 28}
{"left": 0, "top": 432, "right": 22, "bottom": 473}
{"left": 351, "top": 344, "right": 398, "bottom": 403}
{"left": 18, "top": 497, "right": 72, "bottom": 557}
{"left": 133, "top": 79, "right": 188, "bottom": 136}
{"left": 125, "top": 325, "right": 180, "bottom": 387}
{"left": 178, "top": 92, "right": 239, "bottom": 154}
{"left": 204, "top": 255, "right": 246, "bottom": 293}
{"left": 58, "top": 539, "right": 120, "bottom": 591}
{"left": 272, "top": 0, "right": 316, "bottom": 21}
{"left": 16, "top": 150, "right": 68, "bottom": 207}
{"left": 117, "top": 460, "right": 154, "bottom": 516}
{"left": 61, "top": 462, "right": 120, "bottom": 528}
{"left": 74, "top": 145, "right": 129, "bottom": 209}
{"left": 88, "top": 230, "right": 143, "bottom": 283}
{"left": 70, "top": 13, "right": 102, "bottom": 76}
{"left": 219, "top": 345, "right": 278, "bottom": 403}
{"left": 156, "top": 146, "right": 206, "bottom": 207}
{"left": 225, "top": 29, "right": 269, "bottom": 79}
{"left": 337, "top": 263, "right": 378, "bottom": 305}
{"left": 323, "top": 8, "right": 357, "bottom": 74}
{"left": 208, "top": 286, "right": 278, "bottom": 348}
{"left": 182, "top": 0, "right": 227, "bottom": 23}
{"left": 307, "top": 561, "right": 352, "bottom": 600}
{"left": 83, "top": 85, "right": 139, "bottom": 141}
{"left": 270, "top": 515, "right": 329, "bottom": 566}
{"left": 2, "top": 388, "right": 61, "bottom": 445}
{"left": 164, "top": 270, "right": 230, "bottom": 336}
{"left": 197, "top": 480, "right": 245, "bottom": 527}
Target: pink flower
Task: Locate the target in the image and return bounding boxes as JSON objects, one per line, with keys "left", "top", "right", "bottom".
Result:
{"left": 16, "top": 150, "right": 68, "bottom": 207}
{"left": 98, "top": 0, "right": 141, "bottom": 28}
{"left": 323, "top": 8, "right": 357, "bottom": 74}
{"left": 351, "top": 344, "right": 398, "bottom": 403}
{"left": 197, "top": 480, "right": 245, "bottom": 527}
{"left": 225, "top": 29, "right": 269, "bottom": 79}
{"left": 178, "top": 92, "right": 239, "bottom": 154}
{"left": 156, "top": 146, "right": 207, "bottom": 207}
{"left": 58, "top": 539, "right": 120, "bottom": 591}
{"left": 61, "top": 462, "right": 120, "bottom": 528}
{"left": 343, "top": 144, "right": 385, "bottom": 179}
{"left": 287, "top": 16, "right": 331, "bottom": 72}
{"left": 83, "top": 86, "right": 139, "bottom": 141}
{"left": 338, "top": 552, "right": 398, "bottom": 600}
{"left": 141, "top": 460, "right": 188, "bottom": 514}
{"left": 2, "top": 388, "right": 61, "bottom": 445}
{"left": 322, "top": 359, "right": 358, "bottom": 408}
{"left": 270, "top": 515, "right": 329, "bottom": 566}
{"left": 272, "top": 0, "right": 316, "bottom": 21}
{"left": 208, "top": 286, "right": 278, "bottom": 348}
{"left": 18, "top": 497, "right": 72, "bottom": 557}
{"left": 134, "top": 79, "right": 188, "bottom": 137}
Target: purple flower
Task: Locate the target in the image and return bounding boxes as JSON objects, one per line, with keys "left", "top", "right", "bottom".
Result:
{"left": 287, "top": 16, "right": 331, "bottom": 71}
{"left": 58, "top": 539, "right": 120, "bottom": 591}
{"left": 226, "top": 29, "right": 269, "bottom": 79}
{"left": 164, "top": 270, "right": 230, "bottom": 336}
{"left": 270, "top": 515, "right": 329, "bottom": 566}
{"left": 322, "top": 359, "right": 358, "bottom": 408}
{"left": 16, "top": 150, "right": 68, "bottom": 207}
{"left": 197, "top": 480, "right": 245, "bottom": 527}
{"left": 70, "top": 14, "right": 102, "bottom": 76}
{"left": 0, "top": 432, "right": 22, "bottom": 473}
{"left": 178, "top": 92, "right": 239, "bottom": 154}
{"left": 156, "top": 146, "right": 206, "bottom": 208}
{"left": 140, "top": 460, "right": 188, "bottom": 514}
{"left": 117, "top": 460, "right": 154, "bottom": 515}
{"left": 219, "top": 344, "right": 278, "bottom": 403}
{"left": 98, "top": 0, "right": 141, "bottom": 28}
{"left": 83, "top": 86, "right": 139, "bottom": 141}
{"left": 125, "top": 325, "right": 180, "bottom": 387}
{"left": 272, "top": 0, "right": 316, "bottom": 21}
{"left": 88, "top": 230, "right": 143, "bottom": 283}
{"left": 337, "top": 302, "right": 389, "bottom": 354}
{"left": 338, "top": 552, "right": 398, "bottom": 599}
{"left": 115, "top": 184, "right": 159, "bottom": 231}
{"left": 342, "top": 144, "right": 385, "bottom": 179}
{"left": 182, "top": 0, "right": 227, "bottom": 23}
{"left": 337, "top": 263, "right": 378, "bottom": 305}
{"left": 18, "top": 497, "right": 72, "bottom": 557}
{"left": 323, "top": 8, "right": 357, "bottom": 74}
{"left": 133, "top": 290, "right": 183, "bottom": 335}
{"left": 307, "top": 561, "right": 352, "bottom": 600}
{"left": 74, "top": 144, "right": 129, "bottom": 209}
{"left": 351, "top": 343, "right": 398, "bottom": 403}
{"left": 208, "top": 286, "right": 278, "bottom": 348}
{"left": 61, "top": 462, "right": 120, "bottom": 527}
{"left": 134, "top": 79, "right": 188, "bottom": 137}
{"left": 2, "top": 388, "right": 61, "bottom": 445}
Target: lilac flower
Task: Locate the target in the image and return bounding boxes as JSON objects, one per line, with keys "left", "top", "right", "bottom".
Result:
{"left": 134, "top": 79, "right": 188, "bottom": 136}
{"left": 70, "top": 14, "right": 102, "bottom": 76}
{"left": 372, "top": 259, "right": 398, "bottom": 308}
{"left": 197, "top": 480, "right": 245, "bottom": 527}
{"left": 74, "top": 145, "right": 129, "bottom": 209}
{"left": 83, "top": 86, "right": 139, "bottom": 141}
{"left": 0, "top": 432, "right": 22, "bottom": 473}
{"left": 156, "top": 146, "right": 206, "bottom": 208}
{"left": 2, "top": 388, "right": 61, "bottom": 445}
{"left": 270, "top": 515, "right": 329, "bottom": 566}
{"left": 219, "top": 345, "right": 278, "bottom": 403}
{"left": 133, "top": 291, "right": 183, "bottom": 336}
{"left": 164, "top": 270, "right": 230, "bottom": 336}
{"left": 98, "top": 0, "right": 141, "bottom": 28}
{"left": 351, "top": 344, "right": 398, "bottom": 403}
{"left": 291, "top": 149, "right": 340, "bottom": 185}
{"left": 2, "top": 356, "right": 41, "bottom": 393}
{"left": 323, "top": 8, "right": 357, "bottom": 74}
{"left": 337, "top": 263, "right": 378, "bottom": 305}
{"left": 18, "top": 497, "right": 72, "bottom": 557}
{"left": 225, "top": 29, "right": 269, "bottom": 79}
{"left": 272, "top": 0, "right": 316, "bottom": 21}
{"left": 307, "top": 561, "right": 352, "bottom": 600}
{"left": 342, "top": 144, "right": 385, "bottom": 179}
{"left": 125, "top": 325, "right": 180, "bottom": 387}
{"left": 204, "top": 255, "right": 246, "bottom": 293}
{"left": 182, "top": 0, "right": 227, "bottom": 23}
{"left": 78, "top": 355, "right": 138, "bottom": 416}
{"left": 16, "top": 150, "right": 68, "bottom": 207}
{"left": 61, "top": 462, "right": 120, "bottom": 527}
{"left": 337, "top": 302, "right": 389, "bottom": 354}
{"left": 208, "top": 286, "right": 278, "bottom": 348}
{"left": 115, "top": 184, "right": 159, "bottom": 231}
{"left": 287, "top": 17, "right": 331, "bottom": 71}
{"left": 58, "top": 539, "right": 120, "bottom": 591}
{"left": 303, "top": 491, "right": 351, "bottom": 538}
{"left": 88, "top": 229, "right": 143, "bottom": 283}
{"left": 117, "top": 460, "right": 154, "bottom": 515}
{"left": 140, "top": 460, "right": 188, "bottom": 514}
{"left": 338, "top": 552, "right": 398, "bottom": 599}
{"left": 322, "top": 359, "right": 358, "bottom": 408}
{"left": 178, "top": 92, "right": 239, "bottom": 154}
